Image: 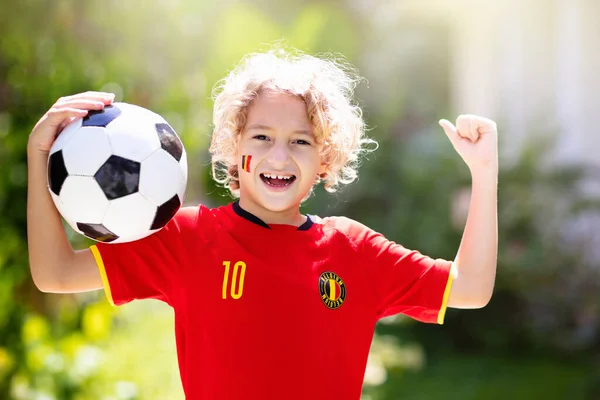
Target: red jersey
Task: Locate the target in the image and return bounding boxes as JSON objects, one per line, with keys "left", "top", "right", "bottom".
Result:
{"left": 90, "top": 202, "right": 454, "bottom": 399}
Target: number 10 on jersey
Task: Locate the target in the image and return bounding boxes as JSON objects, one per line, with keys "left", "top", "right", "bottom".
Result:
{"left": 222, "top": 261, "right": 246, "bottom": 299}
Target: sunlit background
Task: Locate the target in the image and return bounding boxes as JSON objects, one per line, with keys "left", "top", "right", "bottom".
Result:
{"left": 1, "top": 0, "right": 600, "bottom": 399}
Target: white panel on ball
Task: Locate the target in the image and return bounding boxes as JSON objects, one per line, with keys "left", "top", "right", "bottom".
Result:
{"left": 106, "top": 104, "right": 162, "bottom": 162}
{"left": 178, "top": 150, "right": 188, "bottom": 202}
{"left": 62, "top": 127, "right": 112, "bottom": 176}
{"left": 139, "top": 149, "right": 184, "bottom": 206}
{"left": 50, "top": 192, "right": 83, "bottom": 235}
{"left": 102, "top": 192, "right": 157, "bottom": 241}
{"left": 50, "top": 118, "right": 83, "bottom": 155}
{"left": 59, "top": 176, "right": 110, "bottom": 223}
{"left": 49, "top": 191, "right": 63, "bottom": 215}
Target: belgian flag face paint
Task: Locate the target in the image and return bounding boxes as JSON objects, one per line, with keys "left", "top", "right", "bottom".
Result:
{"left": 241, "top": 155, "right": 252, "bottom": 173}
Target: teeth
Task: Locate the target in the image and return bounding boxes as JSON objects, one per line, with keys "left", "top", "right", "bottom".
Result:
{"left": 263, "top": 173, "right": 292, "bottom": 180}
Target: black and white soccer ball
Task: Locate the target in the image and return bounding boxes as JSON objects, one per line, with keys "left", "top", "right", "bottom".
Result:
{"left": 47, "top": 102, "right": 188, "bottom": 244}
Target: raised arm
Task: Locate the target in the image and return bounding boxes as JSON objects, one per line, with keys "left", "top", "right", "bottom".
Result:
{"left": 27, "top": 92, "right": 115, "bottom": 293}
{"left": 439, "top": 115, "right": 499, "bottom": 308}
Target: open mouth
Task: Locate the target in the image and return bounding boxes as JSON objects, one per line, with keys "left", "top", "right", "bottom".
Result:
{"left": 260, "top": 173, "right": 297, "bottom": 187}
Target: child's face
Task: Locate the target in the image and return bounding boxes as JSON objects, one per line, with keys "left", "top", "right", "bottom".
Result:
{"left": 236, "top": 91, "right": 325, "bottom": 214}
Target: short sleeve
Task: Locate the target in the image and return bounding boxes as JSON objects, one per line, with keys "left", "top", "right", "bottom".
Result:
{"left": 357, "top": 224, "right": 455, "bottom": 324}
{"left": 90, "top": 206, "right": 199, "bottom": 307}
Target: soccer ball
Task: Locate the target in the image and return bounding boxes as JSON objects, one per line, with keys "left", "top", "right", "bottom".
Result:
{"left": 47, "top": 102, "right": 188, "bottom": 244}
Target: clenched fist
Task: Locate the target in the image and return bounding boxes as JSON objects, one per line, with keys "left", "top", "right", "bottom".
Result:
{"left": 439, "top": 114, "right": 498, "bottom": 172}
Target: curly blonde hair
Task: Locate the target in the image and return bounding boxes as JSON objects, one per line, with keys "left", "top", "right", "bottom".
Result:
{"left": 209, "top": 46, "right": 375, "bottom": 198}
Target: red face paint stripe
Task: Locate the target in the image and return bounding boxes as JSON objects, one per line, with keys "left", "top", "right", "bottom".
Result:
{"left": 242, "top": 155, "right": 252, "bottom": 172}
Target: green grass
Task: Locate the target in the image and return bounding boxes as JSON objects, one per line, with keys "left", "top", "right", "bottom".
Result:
{"left": 97, "top": 300, "right": 184, "bottom": 399}
{"left": 365, "top": 353, "right": 596, "bottom": 400}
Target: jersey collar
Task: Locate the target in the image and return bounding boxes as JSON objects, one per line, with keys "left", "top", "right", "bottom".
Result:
{"left": 232, "top": 201, "right": 314, "bottom": 231}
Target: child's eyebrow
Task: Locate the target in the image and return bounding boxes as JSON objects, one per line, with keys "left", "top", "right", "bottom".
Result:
{"left": 246, "top": 124, "right": 272, "bottom": 131}
{"left": 246, "top": 124, "right": 313, "bottom": 136}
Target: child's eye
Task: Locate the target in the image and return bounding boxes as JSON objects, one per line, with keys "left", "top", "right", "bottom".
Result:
{"left": 253, "top": 135, "right": 269, "bottom": 141}
{"left": 294, "top": 139, "right": 311, "bottom": 145}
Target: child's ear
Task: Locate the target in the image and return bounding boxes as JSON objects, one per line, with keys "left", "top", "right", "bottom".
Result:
{"left": 317, "top": 162, "right": 328, "bottom": 176}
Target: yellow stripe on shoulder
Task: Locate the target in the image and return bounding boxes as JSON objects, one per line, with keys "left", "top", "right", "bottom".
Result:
{"left": 90, "top": 245, "right": 116, "bottom": 307}
{"left": 437, "top": 262, "right": 456, "bottom": 325}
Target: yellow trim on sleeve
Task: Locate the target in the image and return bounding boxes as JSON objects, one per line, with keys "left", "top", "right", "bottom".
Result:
{"left": 436, "top": 262, "right": 456, "bottom": 325}
{"left": 90, "top": 245, "right": 115, "bottom": 307}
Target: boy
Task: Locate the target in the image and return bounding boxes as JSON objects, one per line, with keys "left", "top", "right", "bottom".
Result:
{"left": 27, "top": 49, "right": 498, "bottom": 399}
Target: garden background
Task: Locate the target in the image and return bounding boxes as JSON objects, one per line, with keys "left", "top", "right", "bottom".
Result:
{"left": 1, "top": 0, "right": 599, "bottom": 399}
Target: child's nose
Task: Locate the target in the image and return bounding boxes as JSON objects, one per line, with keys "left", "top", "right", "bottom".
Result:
{"left": 267, "top": 143, "right": 291, "bottom": 167}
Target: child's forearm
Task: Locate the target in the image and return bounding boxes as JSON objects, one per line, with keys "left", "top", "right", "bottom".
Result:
{"left": 27, "top": 149, "right": 76, "bottom": 291}
{"left": 449, "top": 167, "right": 498, "bottom": 308}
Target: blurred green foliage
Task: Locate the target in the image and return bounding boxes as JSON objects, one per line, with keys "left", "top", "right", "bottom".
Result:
{"left": 1, "top": 0, "right": 600, "bottom": 399}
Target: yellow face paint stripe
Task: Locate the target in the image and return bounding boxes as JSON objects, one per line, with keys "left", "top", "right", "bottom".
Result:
{"left": 90, "top": 245, "right": 115, "bottom": 307}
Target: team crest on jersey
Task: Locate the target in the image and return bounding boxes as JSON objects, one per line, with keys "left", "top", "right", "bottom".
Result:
{"left": 319, "top": 271, "right": 346, "bottom": 309}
